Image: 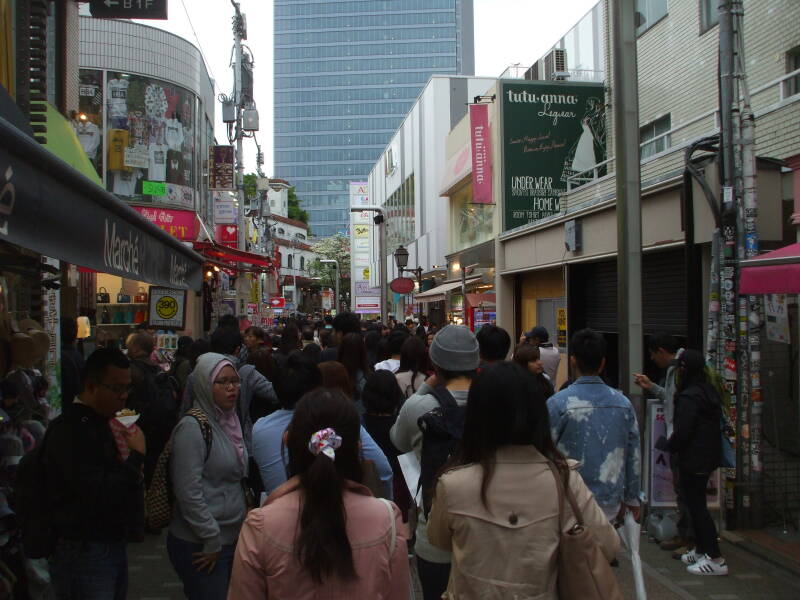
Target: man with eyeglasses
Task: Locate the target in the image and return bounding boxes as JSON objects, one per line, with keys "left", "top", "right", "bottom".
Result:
{"left": 42, "top": 348, "right": 146, "bottom": 599}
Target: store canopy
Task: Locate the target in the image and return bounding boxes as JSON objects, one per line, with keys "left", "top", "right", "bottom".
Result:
{"left": 193, "top": 241, "right": 275, "bottom": 270}
{"left": 740, "top": 243, "right": 800, "bottom": 294}
{"left": 415, "top": 276, "right": 482, "bottom": 304}
{"left": 42, "top": 103, "right": 103, "bottom": 186}
{"left": 466, "top": 292, "right": 496, "bottom": 307}
{"left": 0, "top": 110, "right": 204, "bottom": 289}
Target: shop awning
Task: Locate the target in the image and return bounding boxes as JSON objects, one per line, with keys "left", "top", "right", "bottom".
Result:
{"left": 0, "top": 110, "right": 204, "bottom": 290}
{"left": 439, "top": 142, "right": 471, "bottom": 196}
{"left": 42, "top": 103, "right": 103, "bottom": 186}
{"left": 740, "top": 243, "right": 800, "bottom": 294}
{"left": 193, "top": 241, "right": 275, "bottom": 270}
{"left": 466, "top": 292, "right": 496, "bottom": 307}
{"left": 415, "top": 276, "right": 482, "bottom": 304}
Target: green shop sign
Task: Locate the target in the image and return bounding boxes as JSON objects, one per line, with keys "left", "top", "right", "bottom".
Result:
{"left": 501, "top": 81, "right": 606, "bottom": 231}
{"left": 142, "top": 180, "right": 167, "bottom": 196}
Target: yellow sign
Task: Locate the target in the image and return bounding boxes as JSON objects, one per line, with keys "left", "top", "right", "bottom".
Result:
{"left": 362, "top": 267, "right": 370, "bottom": 280}
{"left": 156, "top": 295, "right": 179, "bottom": 320}
{"left": 556, "top": 307, "right": 567, "bottom": 347}
{"left": 354, "top": 225, "right": 370, "bottom": 238}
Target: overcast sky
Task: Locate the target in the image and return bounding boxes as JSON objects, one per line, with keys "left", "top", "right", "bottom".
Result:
{"left": 133, "top": 0, "right": 599, "bottom": 174}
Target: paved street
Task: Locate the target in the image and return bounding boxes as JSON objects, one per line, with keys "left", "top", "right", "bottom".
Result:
{"left": 128, "top": 528, "right": 800, "bottom": 599}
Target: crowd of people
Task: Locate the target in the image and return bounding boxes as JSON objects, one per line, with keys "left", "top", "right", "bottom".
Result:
{"left": 0, "top": 311, "right": 730, "bottom": 598}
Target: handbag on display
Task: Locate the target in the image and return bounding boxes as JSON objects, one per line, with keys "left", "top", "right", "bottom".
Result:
{"left": 96, "top": 287, "right": 110, "bottom": 304}
{"left": 117, "top": 291, "right": 132, "bottom": 303}
{"left": 124, "top": 309, "right": 134, "bottom": 324}
{"left": 112, "top": 310, "right": 124, "bottom": 324}
{"left": 548, "top": 462, "right": 624, "bottom": 600}
{"left": 134, "top": 287, "right": 148, "bottom": 303}
{"left": 133, "top": 309, "right": 146, "bottom": 324}
{"left": 101, "top": 307, "right": 111, "bottom": 324}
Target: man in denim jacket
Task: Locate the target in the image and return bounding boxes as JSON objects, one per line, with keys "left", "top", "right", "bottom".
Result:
{"left": 547, "top": 328, "right": 641, "bottom": 522}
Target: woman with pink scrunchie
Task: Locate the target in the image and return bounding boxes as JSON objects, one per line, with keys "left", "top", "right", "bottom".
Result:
{"left": 228, "top": 388, "right": 410, "bottom": 599}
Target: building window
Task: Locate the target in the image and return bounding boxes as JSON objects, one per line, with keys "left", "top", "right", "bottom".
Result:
{"left": 786, "top": 46, "right": 800, "bottom": 98}
{"left": 288, "top": 254, "right": 293, "bottom": 269}
{"left": 300, "top": 256, "right": 305, "bottom": 271}
{"left": 636, "top": 0, "right": 668, "bottom": 36}
{"left": 640, "top": 115, "right": 671, "bottom": 159}
{"left": 699, "top": 0, "right": 719, "bottom": 33}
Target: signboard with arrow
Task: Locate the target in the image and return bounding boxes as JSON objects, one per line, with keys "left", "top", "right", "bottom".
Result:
{"left": 89, "top": 0, "right": 168, "bottom": 20}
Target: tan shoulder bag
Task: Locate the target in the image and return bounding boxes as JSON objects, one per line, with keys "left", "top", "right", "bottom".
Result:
{"left": 548, "top": 462, "right": 624, "bottom": 600}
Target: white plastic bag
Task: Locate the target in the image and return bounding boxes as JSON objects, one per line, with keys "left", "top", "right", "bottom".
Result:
{"left": 619, "top": 510, "right": 647, "bottom": 600}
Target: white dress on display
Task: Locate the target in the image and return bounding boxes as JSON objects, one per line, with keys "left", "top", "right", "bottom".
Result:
{"left": 571, "top": 120, "right": 597, "bottom": 174}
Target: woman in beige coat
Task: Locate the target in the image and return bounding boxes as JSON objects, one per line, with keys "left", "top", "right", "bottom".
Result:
{"left": 428, "top": 362, "right": 619, "bottom": 599}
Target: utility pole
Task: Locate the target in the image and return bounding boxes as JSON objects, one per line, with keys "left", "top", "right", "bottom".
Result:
{"left": 231, "top": 0, "right": 247, "bottom": 251}
{"left": 612, "top": 0, "right": 643, "bottom": 398}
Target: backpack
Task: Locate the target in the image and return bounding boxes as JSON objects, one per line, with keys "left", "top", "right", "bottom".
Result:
{"left": 14, "top": 435, "right": 55, "bottom": 558}
{"left": 145, "top": 408, "right": 212, "bottom": 530}
{"left": 417, "top": 386, "right": 466, "bottom": 516}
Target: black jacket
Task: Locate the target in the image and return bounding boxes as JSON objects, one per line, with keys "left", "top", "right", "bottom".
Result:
{"left": 668, "top": 382, "right": 722, "bottom": 474}
{"left": 43, "top": 403, "right": 144, "bottom": 542}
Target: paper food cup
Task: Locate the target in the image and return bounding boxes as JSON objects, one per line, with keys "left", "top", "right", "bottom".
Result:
{"left": 115, "top": 414, "right": 140, "bottom": 428}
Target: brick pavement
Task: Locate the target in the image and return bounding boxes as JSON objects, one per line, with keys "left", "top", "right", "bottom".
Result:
{"left": 127, "top": 529, "right": 800, "bottom": 599}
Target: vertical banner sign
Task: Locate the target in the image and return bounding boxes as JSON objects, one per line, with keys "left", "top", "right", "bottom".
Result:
{"left": 42, "top": 257, "right": 61, "bottom": 413}
{"left": 209, "top": 145, "right": 235, "bottom": 191}
{"left": 501, "top": 81, "right": 606, "bottom": 231}
{"left": 349, "top": 182, "right": 381, "bottom": 314}
{"left": 469, "top": 104, "right": 493, "bottom": 204}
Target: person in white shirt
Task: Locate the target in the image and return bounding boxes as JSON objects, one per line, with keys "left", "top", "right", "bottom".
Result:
{"left": 373, "top": 330, "right": 408, "bottom": 374}
{"left": 524, "top": 326, "right": 561, "bottom": 382}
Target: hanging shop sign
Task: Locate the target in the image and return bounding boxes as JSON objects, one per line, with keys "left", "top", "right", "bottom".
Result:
{"left": 501, "top": 81, "right": 606, "bottom": 231}
{"left": 209, "top": 145, "right": 236, "bottom": 191}
{"left": 390, "top": 277, "right": 415, "bottom": 294}
{"left": 469, "top": 104, "right": 493, "bottom": 204}
{"left": 148, "top": 286, "right": 187, "bottom": 329}
{"left": 0, "top": 116, "right": 202, "bottom": 289}
{"left": 215, "top": 224, "right": 238, "bottom": 249}
{"left": 765, "top": 293, "right": 790, "bottom": 343}
{"left": 268, "top": 296, "right": 286, "bottom": 308}
{"left": 132, "top": 207, "right": 196, "bottom": 241}
{"left": 214, "top": 199, "right": 237, "bottom": 224}
{"left": 89, "top": 0, "right": 168, "bottom": 20}
{"left": 321, "top": 289, "right": 333, "bottom": 310}
{"left": 141, "top": 181, "right": 167, "bottom": 196}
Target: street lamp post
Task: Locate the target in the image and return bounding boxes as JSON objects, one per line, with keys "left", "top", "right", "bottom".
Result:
{"left": 393, "top": 245, "right": 423, "bottom": 316}
{"left": 320, "top": 259, "right": 339, "bottom": 314}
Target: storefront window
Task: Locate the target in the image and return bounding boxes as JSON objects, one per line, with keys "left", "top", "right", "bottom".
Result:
{"left": 78, "top": 69, "right": 199, "bottom": 210}
{"left": 451, "top": 185, "right": 495, "bottom": 252}
{"left": 385, "top": 174, "right": 415, "bottom": 250}
{"left": 77, "top": 69, "right": 104, "bottom": 175}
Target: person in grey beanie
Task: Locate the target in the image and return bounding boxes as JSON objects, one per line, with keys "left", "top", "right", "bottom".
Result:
{"left": 390, "top": 325, "right": 480, "bottom": 600}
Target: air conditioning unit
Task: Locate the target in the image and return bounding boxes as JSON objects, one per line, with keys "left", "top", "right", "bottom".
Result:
{"left": 524, "top": 63, "right": 540, "bottom": 80}
{"left": 544, "top": 48, "right": 568, "bottom": 80}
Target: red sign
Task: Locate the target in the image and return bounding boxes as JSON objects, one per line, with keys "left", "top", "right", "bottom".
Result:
{"left": 469, "top": 103, "right": 493, "bottom": 204}
{"left": 132, "top": 207, "right": 196, "bottom": 240}
{"left": 268, "top": 297, "right": 286, "bottom": 308}
{"left": 215, "top": 224, "right": 238, "bottom": 249}
{"left": 389, "top": 277, "right": 415, "bottom": 294}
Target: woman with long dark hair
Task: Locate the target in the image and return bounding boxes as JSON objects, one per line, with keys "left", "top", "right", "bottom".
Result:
{"left": 668, "top": 349, "right": 728, "bottom": 575}
{"left": 337, "top": 332, "right": 371, "bottom": 402}
{"left": 512, "top": 343, "right": 555, "bottom": 399}
{"left": 394, "top": 336, "right": 428, "bottom": 399}
{"left": 228, "top": 389, "right": 410, "bottom": 597}
{"left": 427, "top": 362, "right": 618, "bottom": 598}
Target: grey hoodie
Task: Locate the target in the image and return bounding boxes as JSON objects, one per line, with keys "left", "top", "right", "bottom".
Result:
{"left": 169, "top": 353, "right": 247, "bottom": 553}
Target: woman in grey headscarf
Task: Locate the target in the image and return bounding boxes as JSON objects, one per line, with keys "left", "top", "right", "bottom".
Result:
{"left": 167, "top": 353, "right": 248, "bottom": 599}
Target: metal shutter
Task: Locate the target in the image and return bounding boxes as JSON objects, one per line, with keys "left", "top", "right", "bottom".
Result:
{"left": 642, "top": 249, "right": 687, "bottom": 336}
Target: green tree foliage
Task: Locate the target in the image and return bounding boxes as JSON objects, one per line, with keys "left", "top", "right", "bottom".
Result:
{"left": 308, "top": 234, "right": 350, "bottom": 307}
{"left": 287, "top": 187, "right": 309, "bottom": 225}
{"left": 243, "top": 173, "right": 258, "bottom": 200}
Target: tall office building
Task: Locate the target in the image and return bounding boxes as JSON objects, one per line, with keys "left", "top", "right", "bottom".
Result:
{"left": 274, "top": 0, "right": 474, "bottom": 238}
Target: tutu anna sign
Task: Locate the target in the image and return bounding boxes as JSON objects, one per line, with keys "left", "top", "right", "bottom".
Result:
{"left": 501, "top": 81, "right": 606, "bottom": 231}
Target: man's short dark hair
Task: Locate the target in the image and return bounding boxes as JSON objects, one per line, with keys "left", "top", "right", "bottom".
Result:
{"left": 647, "top": 332, "right": 679, "bottom": 355}
{"left": 83, "top": 348, "right": 130, "bottom": 384}
{"left": 435, "top": 366, "right": 478, "bottom": 383}
{"left": 476, "top": 325, "right": 511, "bottom": 361}
{"left": 210, "top": 326, "right": 242, "bottom": 356}
{"left": 127, "top": 332, "right": 155, "bottom": 356}
{"left": 387, "top": 330, "right": 409, "bottom": 356}
{"left": 332, "top": 311, "right": 361, "bottom": 335}
{"left": 217, "top": 314, "right": 239, "bottom": 329}
{"left": 274, "top": 352, "right": 323, "bottom": 409}
{"left": 569, "top": 329, "right": 606, "bottom": 375}
{"left": 60, "top": 317, "right": 78, "bottom": 345}
{"left": 301, "top": 326, "right": 314, "bottom": 341}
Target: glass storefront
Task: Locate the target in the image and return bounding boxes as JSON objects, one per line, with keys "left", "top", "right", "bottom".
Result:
{"left": 78, "top": 69, "right": 199, "bottom": 210}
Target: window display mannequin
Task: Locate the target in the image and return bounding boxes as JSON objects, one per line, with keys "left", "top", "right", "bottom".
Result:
{"left": 5, "top": 333, "right": 48, "bottom": 423}
{"left": 107, "top": 73, "right": 130, "bottom": 129}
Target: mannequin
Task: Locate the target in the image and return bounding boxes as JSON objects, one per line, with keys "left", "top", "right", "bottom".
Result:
{"left": 5, "top": 333, "right": 48, "bottom": 423}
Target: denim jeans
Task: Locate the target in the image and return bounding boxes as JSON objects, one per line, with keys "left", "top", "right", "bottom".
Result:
{"left": 50, "top": 539, "right": 128, "bottom": 600}
{"left": 167, "top": 533, "right": 235, "bottom": 600}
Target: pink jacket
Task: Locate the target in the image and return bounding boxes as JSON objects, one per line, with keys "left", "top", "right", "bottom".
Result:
{"left": 228, "top": 477, "right": 410, "bottom": 599}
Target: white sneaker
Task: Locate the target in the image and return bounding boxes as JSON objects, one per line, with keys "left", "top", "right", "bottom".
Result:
{"left": 680, "top": 549, "right": 701, "bottom": 565}
{"left": 687, "top": 555, "right": 729, "bottom": 576}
